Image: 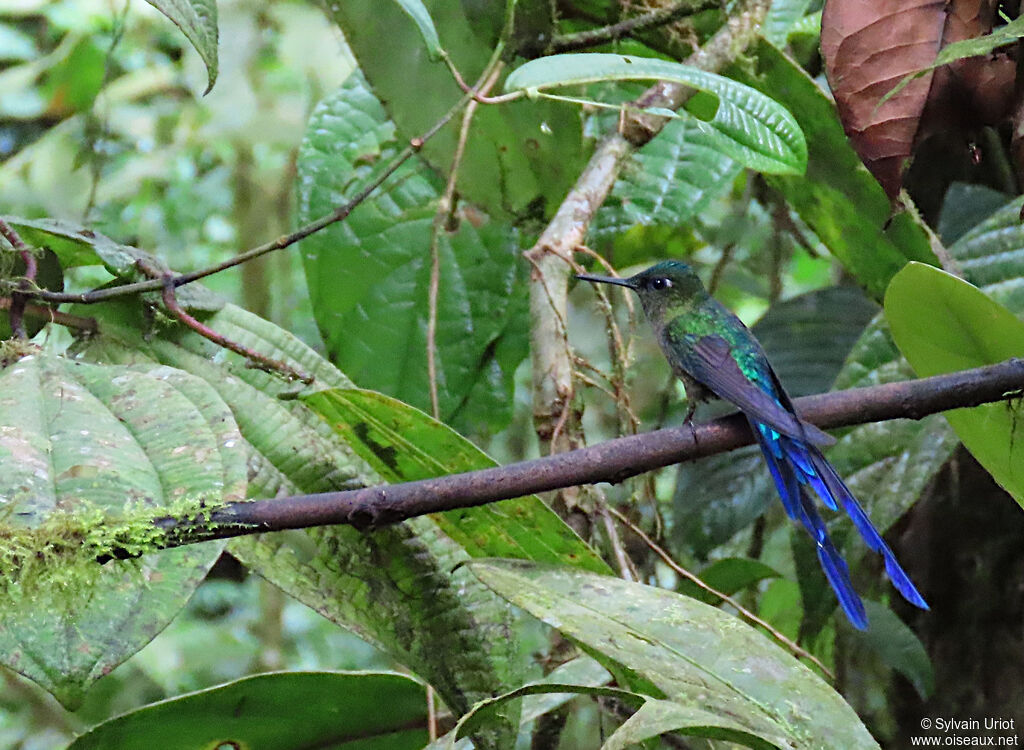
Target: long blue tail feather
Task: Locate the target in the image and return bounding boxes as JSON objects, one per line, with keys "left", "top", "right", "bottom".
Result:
{"left": 750, "top": 418, "right": 928, "bottom": 628}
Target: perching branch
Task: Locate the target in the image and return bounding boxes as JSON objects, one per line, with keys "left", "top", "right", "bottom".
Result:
{"left": 144, "top": 358, "right": 1024, "bottom": 553}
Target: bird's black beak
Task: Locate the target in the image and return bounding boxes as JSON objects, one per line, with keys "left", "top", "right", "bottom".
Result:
{"left": 575, "top": 273, "right": 637, "bottom": 289}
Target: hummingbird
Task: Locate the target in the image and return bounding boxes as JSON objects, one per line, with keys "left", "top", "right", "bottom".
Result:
{"left": 576, "top": 260, "right": 928, "bottom": 629}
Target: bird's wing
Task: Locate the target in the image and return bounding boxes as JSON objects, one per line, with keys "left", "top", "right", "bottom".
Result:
{"left": 677, "top": 334, "right": 834, "bottom": 446}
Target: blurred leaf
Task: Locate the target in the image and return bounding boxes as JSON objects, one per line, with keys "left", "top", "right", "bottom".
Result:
{"left": 328, "top": 1, "right": 586, "bottom": 219}
{"left": 296, "top": 74, "right": 528, "bottom": 434}
{"left": 675, "top": 287, "right": 878, "bottom": 557}
{"left": 936, "top": 182, "right": 1011, "bottom": 245}
{"left": 0, "top": 353, "right": 242, "bottom": 707}
{"left": 303, "top": 388, "right": 609, "bottom": 572}
{"left": 506, "top": 53, "right": 807, "bottom": 175}
{"left": 730, "top": 40, "right": 936, "bottom": 300}
{"left": 849, "top": 601, "right": 934, "bottom": 700}
{"left": 593, "top": 116, "right": 742, "bottom": 237}
{"left": 885, "top": 262, "right": 1024, "bottom": 505}
{"left": 677, "top": 557, "right": 780, "bottom": 605}
{"left": 76, "top": 301, "right": 520, "bottom": 748}
{"left": 145, "top": 0, "right": 218, "bottom": 94}
{"left": 43, "top": 37, "right": 104, "bottom": 114}
{"left": 0, "top": 23, "right": 38, "bottom": 62}
{"left": 68, "top": 671, "right": 428, "bottom": 750}
{"left": 469, "top": 560, "right": 881, "bottom": 749}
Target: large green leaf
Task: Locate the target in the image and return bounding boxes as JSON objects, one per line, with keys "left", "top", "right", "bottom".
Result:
{"left": 327, "top": 1, "right": 586, "bottom": 219}
{"left": 469, "top": 560, "right": 880, "bottom": 749}
{"left": 885, "top": 263, "right": 1024, "bottom": 505}
{"left": 297, "top": 74, "right": 529, "bottom": 435}
{"left": 303, "top": 388, "right": 609, "bottom": 572}
{"left": 76, "top": 300, "right": 522, "bottom": 748}
{"left": 592, "top": 115, "right": 742, "bottom": 236}
{"left": 0, "top": 353, "right": 242, "bottom": 707}
{"left": 505, "top": 53, "right": 807, "bottom": 175}
{"left": 730, "top": 40, "right": 936, "bottom": 300}
{"left": 68, "top": 670, "right": 428, "bottom": 749}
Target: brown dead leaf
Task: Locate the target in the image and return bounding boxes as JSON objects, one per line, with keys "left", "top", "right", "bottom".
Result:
{"left": 821, "top": 0, "right": 1016, "bottom": 200}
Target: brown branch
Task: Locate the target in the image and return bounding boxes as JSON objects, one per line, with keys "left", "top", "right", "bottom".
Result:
{"left": 159, "top": 274, "right": 314, "bottom": 384}
{"left": 547, "top": 0, "right": 711, "bottom": 54}
{"left": 0, "top": 218, "right": 36, "bottom": 339}
{"left": 145, "top": 358, "right": 1024, "bottom": 551}
{"left": 0, "top": 297, "right": 97, "bottom": 333}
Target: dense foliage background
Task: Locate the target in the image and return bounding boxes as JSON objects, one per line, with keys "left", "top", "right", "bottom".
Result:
{"left": 1, "top": 1, "right": 1023, "bottom": 748}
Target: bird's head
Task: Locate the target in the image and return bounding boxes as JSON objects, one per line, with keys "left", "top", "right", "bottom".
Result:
{"left": 576, "top": 260, "right": 707, "bottom": 326}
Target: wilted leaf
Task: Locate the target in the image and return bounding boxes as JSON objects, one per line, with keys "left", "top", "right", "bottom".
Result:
{"left": 821, "top": 0, "right": 1014, "bottom": 198}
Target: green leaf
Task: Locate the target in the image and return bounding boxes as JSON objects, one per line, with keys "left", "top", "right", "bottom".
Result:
{"left": 427, "top": 656, "right": 613, "bottom": 750}
{"left": 593, "top": 116, "right": 742, "bottom": 236}
{"left": 885, "top": 262, "right": 1024, "bottom": 504}
{"left": 0, "top": 215, "right": 224, "bottom": 312}
{"left": 730, "top": 40, "right": 937, "bottom": 300}
{"left": 603, "top": 698, "right": 778, "bottom": 750}
{"left": 468, "top": 560, "right": 881, "bottom": 750}
{"left": 677, "top": 557, "right": 780, "bottom": 605}
{"left": 391, "top": 0, "right": 443, "bottom": 60}
{"left": 850, "top": 601, "right": 934, "bottom": 700}
{"left": 76, "top": 301, "right": 520, "bottom": 748}
{"left": 505, "top": 53, "right": 807, "bottom": 175}
{"left": 946, "top": 193, "right": 1024, "bottom": 311}
{"left": 0, "top": 353, "right": 243, "bottom": 707}
{"left": 297, "top": 74, "right": 528, "bottom": 434}
{"left": 67, "top": 671, "right": 428, "bottom": 749}
{"left": 145, "top": 0, "right": 218, "bottom": 94}
{"left": 455, "top": 683, "right": 645, "bottom": 742}
{"left": 762, "top": 0, "right": 813, "bottom": 46}
{"left": 327, "top": 1, "right": 586, "bottom": 218}
{"left": 936, "top": 183, "right": 1011, "bottom": 245}
{"left": 302, "top": 388, "right": 610, "bottom": 572}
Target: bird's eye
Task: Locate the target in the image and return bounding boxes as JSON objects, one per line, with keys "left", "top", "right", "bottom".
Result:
{"left": 649, "top": 277, "right": 672, "bottom": 290}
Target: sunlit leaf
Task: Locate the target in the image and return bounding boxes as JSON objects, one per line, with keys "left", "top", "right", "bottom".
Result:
{"left": 885, "top": 262, "right": 1024, "bottom": 505}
